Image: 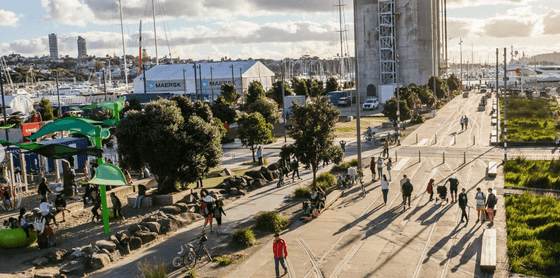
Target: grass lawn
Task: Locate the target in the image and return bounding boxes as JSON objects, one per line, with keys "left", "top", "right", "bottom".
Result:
{"left": 504, "top": 157, "right": 560, "bottom": 190}
{"left": 334, "top": 118, "right": 388, "bottom": 137}
{"left": 506, "top": 193, "right": 560, "bottom": 278}
{"left": 501, "top": 97, "right": 560, "bottom": 142}
{"left": 187, "top": 169, "right": 249, "bottom": 189}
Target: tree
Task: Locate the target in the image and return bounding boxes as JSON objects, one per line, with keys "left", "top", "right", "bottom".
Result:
{"left": 245, "top": 81, "right": 266, "bottom": 107}
{"left": 288, "top": 97, "right": 343, "bottom": 186}
{"left": 220, "top": 83, "right": 239, "bottom": 105}
{"left": 306, "top": 79, "right": 325, "bottom": 98}
{"left": 291, "top": 78, "right": 308, "bottom": 96}
{"left": 382, "top": 97, "right": 412, "bottom": 123}
{"left": 116, "top": 97, "right": 222, "bottom": 193}
{"left": 267, "top": 81, "right": 293, "bottom": 108}
{"left": 237, "top": 112, "right": 274, "bottom": 162}
{"left": 418, "top": 85, "right": 437, "bottom": 109}
{"left": 325, "top": 77, "right": 340, "bottom": 93}
{"left": 39, "top": 98, "right": 54, "bottom": 121}
{"left": 211, "top": 96, "right": 237, "bottom": 124}
{"left": 428, "top": 76, "right": 450, "bottom": 99}
{"left": 94, "top": 61, "right": 105, "bottom": 72}
{"left": 446, "top": 73, "right": 460, "bottom": 93}
{"left": 249, "top": 98, "right": 281, "bottom": 124}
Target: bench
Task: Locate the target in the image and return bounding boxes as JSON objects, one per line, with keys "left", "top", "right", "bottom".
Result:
{"left": 490, "top": 136, "right": 498, "bottom": 144}
{"left": 480, "top": 229, "right": 497, "bottom": 272}
{"left": 491, "top": 130, "right": 498, "bottom": 137}
{"left": 127, "top": 196, "right": 153, "bottom": 207}
{"left": 491, "top": 119, "right": 497, "bottom": 125}
{"left": 488, "top": 162, "right": 498, "bottom": 177}
{"left": 478, "top": 105, "right": 486, "bottom": 111}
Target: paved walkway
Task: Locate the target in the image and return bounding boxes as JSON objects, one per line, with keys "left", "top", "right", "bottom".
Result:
{"left": 227, "top": 91, "right": 509, "bottom": 278}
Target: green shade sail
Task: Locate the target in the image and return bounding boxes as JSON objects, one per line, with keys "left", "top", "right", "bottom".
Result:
{"left": 23, "top": 144, "right": 103, "bottom": 159}
{"left": 27, "top": 117, "right": 110, "bottom": 145}
{"left": 0, "top": 140, "right": 43, "bottom": 150}
{"left": 0, "top": 124, "right": 15, "bottom": 129}
{"left": 88, "top": 163, "right": 128, "bottom": 186}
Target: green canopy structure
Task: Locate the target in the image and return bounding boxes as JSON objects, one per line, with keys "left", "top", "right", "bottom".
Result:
{"left": 23, "top": 145, "right": 103, "bottom": 159}
{"left": 88, "top": 163, "right": 128, "bottom": 186}
{"left": 0, "top": 124, "right": 15, "bottom": 129}
{"left": 27, "top": 117, "right": 110, "bottom": 146}
{"left": 0, "top": 140, "right": 43, "bottom": 150}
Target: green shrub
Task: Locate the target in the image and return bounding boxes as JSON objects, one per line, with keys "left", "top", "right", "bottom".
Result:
{"left": 137, "top": 259, "right": 167, "bottom": 278}
{"left": 349, "top": 159, "right": 359, "bottom": 167}
{"left": 255, "top": 212, "right": 289, "bottom": 232}
{"left": 317, "top": 172, "right": 336, "bottom": 185}
{"left": 185, "top": 270, "right": 198, "bottom": 278}
{"left": 216, "top": 256, "right": 233, "bottom": 266}
{"left": 294, "top": 187, "right": 312, "bottom": 198}
{"left": 232, "top": 228, "right": 256, "bottom": 247}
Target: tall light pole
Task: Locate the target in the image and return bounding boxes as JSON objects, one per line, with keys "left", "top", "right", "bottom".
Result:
{"left": 281, "top": 60, "right": 286, "bottom": 142}
{"left": 210, "top": 66, "right": 214, "bottom": 104}
{"left": 503, "top": 47, "right": 508, "bottom": 160}
{"left": 353, "top": 0, "right": 362, "bottom": 170}
{"left": 0, "top": 69, "right": 9, "bottom": 140}
{"left": 459, "top": 38, "right": 463, "bottom": 90}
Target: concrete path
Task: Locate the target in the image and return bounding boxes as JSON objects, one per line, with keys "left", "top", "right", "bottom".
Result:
{"left": 226, "top": 91, "right": 509, "bottom": 278}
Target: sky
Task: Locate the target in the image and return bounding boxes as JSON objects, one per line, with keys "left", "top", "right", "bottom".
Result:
{"left": 0, "top": 0, "right": 559, "bottom": 63}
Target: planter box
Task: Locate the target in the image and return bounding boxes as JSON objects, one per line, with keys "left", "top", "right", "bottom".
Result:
{"left": 151, "top": 190, "right": 192, "bottom": 206}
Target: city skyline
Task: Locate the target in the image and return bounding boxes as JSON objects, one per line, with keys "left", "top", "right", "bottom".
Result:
{"left": 0, "top": 0, "right": 559, "bottom": 63}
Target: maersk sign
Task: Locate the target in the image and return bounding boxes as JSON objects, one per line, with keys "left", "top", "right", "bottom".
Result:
{"left": 146, "top": 80, "right": 185, "bottom": 91}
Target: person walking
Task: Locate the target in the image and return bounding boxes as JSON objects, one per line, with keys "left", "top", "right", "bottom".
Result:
{"left": 39, "top": 198, "right": 58, "bottom": 226}
{"left": 201, "top": 196, "right": 214, "bottom": 232}
{"left": 376, "top": 157, "right": 384, "bottom": 180}
{"left": 475, "top": 187, "right": 486, "bottom": 222}
{"left": 37, "top": 177, "right": 51, "bottom": 202}
{"left": 486, "top": 188, "right": 498, "bottom": 224}
{"left": 381, "top": 175, "right": 389, "bottom": 205}
{"left": 291, "top": 156, "right": 301, "bottom": 182}
{"left": 370, "top": 157, "right": 376, "bottom": 181}
{"left": 339, "top": 140, "right": 346, "bottom": 153}
{"left": 385, "top": 157, "right": 393, "bottom": 181}
{"left": 257, "top": 146, "right": 263, "bottom": 165}
{"left": 402, "top": 178, "right": 413, "bottom": 210}
{"left": 382, "top": 139, "right": 389, "bottom": 157}
{"left": 460, "top": 116, "right": 464, "bottom": 130}
{"left": 427, "top": 178, "right": 435, "bottom": 201}
{"left": 464, "top": 115, "right": 469, "bottom": 129}
{"left": 110, "top": 192, "right": 124, "bottom": 221}
{"left": 443, "top": 177, "right": 459, "bottom": 202}
{"left": 213, "top": 199, "right": 226, "bottom": 235}
{"left": 91, "top": 193, "right": 101, "bottom": 223}
{"left": 459, "top": 188, "right": 469, "bottom": 223}
{"left": 273, "top": 233, "right": 288, "bottom": 278}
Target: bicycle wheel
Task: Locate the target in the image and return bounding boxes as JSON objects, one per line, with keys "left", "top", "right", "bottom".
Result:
{"left": 203, "top": 245, "right": 212, "bottom": 261}
{"left": 172, "top": 256, "right": 182, "bottom": 268}
{"left": 183, "top": 251, "right": 197, "bottom": 270}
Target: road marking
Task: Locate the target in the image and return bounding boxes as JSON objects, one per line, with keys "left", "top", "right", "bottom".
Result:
{"left": 392, "top": 157, "right": 410, "bottom": 171}
{"left": 417, "top": 138, "right": 429, "bottom": 146}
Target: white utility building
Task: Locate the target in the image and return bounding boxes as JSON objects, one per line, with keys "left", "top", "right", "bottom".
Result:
{"left": 133, "top": 61, "right": 275, "bottom": 101}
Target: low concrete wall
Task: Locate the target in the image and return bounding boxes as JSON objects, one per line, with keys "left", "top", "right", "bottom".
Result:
{"left": 151, "top": 190, "right": 191, "bottom": 206}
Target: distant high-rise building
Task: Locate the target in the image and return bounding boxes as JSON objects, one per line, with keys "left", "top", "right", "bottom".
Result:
{"left": 77, "top": 36, "right": 87, "bottom": 58}
{"left": 48, "top": 33, "right": 59, "bottom": 59}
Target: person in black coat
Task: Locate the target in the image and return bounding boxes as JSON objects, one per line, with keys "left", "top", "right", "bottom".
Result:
{"left": 37, "top": 178, "right": 51, "bottom": 202}
{"left": 458, "top": 188, "right": 469, "bottom": 223}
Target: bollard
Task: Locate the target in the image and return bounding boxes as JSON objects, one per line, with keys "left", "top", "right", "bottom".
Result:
{"left": 419, "top": 151, "right": 421, "bottom": 162}
{"left": 473, "top": 135, "right": 475, "bottom": 145}
{"left": 464, "top": 152, "right": 466, "bottom": 164}
{"left": 395, "top": 150, "right": 398, "bottom": 162}
{"left": 435, "top": 134, "right": 437, "bottom": 144}
{"left": 443, "top": 151, "right": 445, "bottom": 163}
{"left": 416, "top": 134, "right": 418, "bottom": 144}
{"left": 454, "top": 134, "right": 457, "bottom": 145}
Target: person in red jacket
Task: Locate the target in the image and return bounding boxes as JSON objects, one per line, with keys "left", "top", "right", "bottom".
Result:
{"left": 273, "top": 233, "right": 288, "bottom": 277}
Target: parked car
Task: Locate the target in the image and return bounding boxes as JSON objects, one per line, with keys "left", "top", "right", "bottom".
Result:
{"left": 480, "top": 85, "right": 487, "bottom": 93}
{"left": 362, "top": 98, "right": 379, "bottom": 110}
{"left": 338, "top": 97, "right": 351, "bottom": 107}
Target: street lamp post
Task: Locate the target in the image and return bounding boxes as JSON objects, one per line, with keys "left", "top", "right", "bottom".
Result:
{"left": 210, "top": 67, "right": 214, "bottom": 104}
{"left": 459, "top": 38, "right": 463, "bottom": 91}
{"left": 353, "top": 0, "right": 362, "bottom": 170}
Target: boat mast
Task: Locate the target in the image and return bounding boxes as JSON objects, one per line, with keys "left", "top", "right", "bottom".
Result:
{"left": 139, "top": 20, "right": 142, "bottom": 75}
{"left": 337, "top": 0, "right": 345, "bottom": 80}
{"left": 119, "top": 0, "right": 128, "bottom": 90}
{"left": 152, "top": 0, "right": 158, "bottom": 65}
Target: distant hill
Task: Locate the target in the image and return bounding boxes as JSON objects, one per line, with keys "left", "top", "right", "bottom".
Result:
{"left": 525, "top": 52, "right": 560, "bottom": 64}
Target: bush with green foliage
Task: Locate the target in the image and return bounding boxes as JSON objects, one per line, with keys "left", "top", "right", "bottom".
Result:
{"left": 325, "top": 77, "right": 340, "bottom": 93}
{"left": 428, "top": 76, "right": 449, "bottom": 99}
{"left": 294, "top": 187, "right": 312, "bottom": 198}
{"left": 382, "top": 97, "right": 412, "bottom": 123}
{"left": 291, "top": 78, "right": 308, "bottom": 96}
{"left": 185, "top": 270, "right": 198, "bottom": 278}
{"left": 317, "top": 172, "right": 336, "bottom": 185}
{"left": 500, "top": 97, "right": 559, "bottom": 142}
{"left": 267, "top": 81, "right": 293, "bottom": 108}
{"left": 220, "top": 83, "right": 239, "bottom": 105}
{"left": 504, "top": 157, "right": 560, "bottom": 190}
{"left": 237, "top": 112, "right": 274, "bottom": 162}
{"left": 39, "top": 98, "right": 54, "bottom": 121}
{"left": 255, "top": 212, "right": 289, "bottom": 233}
{"left": 216, "top": 254, "right": 243, "bottom": 266}
{"left": 446, "top": 73, "right": 460, "bottom": 93}
{"left": 506, "top": 193, "right": 560, "bottom": 277}
{"left": 232, "top": 228, "right": 256, "bottom": 247}
{"left": 410, "top": 113, "right": 426, "bottom": 124}
{"left": 211, "top": 96, "right": 237, "bottom": 124}
{"left": 137, "top": 259, "right": 167, "bottom": 278}
{"left": 248, "top": 98, "right": 281, "bottom": 124}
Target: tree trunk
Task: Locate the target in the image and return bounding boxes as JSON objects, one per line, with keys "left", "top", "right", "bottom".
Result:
{"left": 312, "top": 163, "right": 317, "bottom": 187}
{"left": 251, "top": 146, "right": 256, "bottom": 162}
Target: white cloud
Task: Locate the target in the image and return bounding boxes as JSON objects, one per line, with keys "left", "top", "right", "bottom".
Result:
{"left": 543, "top": 10, "right": 560, "bottom": 34}
{"left": 0, "top": 9, "right": 20, "bottom": 26}
{"left": 41, "top": 0, "right": 96, "bottom": 26}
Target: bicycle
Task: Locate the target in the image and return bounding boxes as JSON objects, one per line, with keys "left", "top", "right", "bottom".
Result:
{"left": 363, "top": 133, "right": 381, "bottom": 144}
{"left": 277, "top": 172, "right": 285, "bottom": 188}
{"left": 357, "top": 170, "right": 366, "bottom": 197}
{"left": 172, "top": 234, "right": 212, "bottom": 270}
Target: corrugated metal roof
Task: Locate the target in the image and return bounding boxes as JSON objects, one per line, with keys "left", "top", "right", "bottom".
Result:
{"left": 134, "top": 61, "right": 275, "bottom": 81}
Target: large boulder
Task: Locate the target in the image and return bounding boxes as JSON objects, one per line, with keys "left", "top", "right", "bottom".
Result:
{"left": 43, "top": 248, "right": 67, "bottom": 263}
{"left": 110, "top": 235, "right": 120, "bottom": 246}
{"left": 32, "top": 257, "right": 49, "bottom": 266}
{"left": 160, "top": 206, "right": 181, "bottom": 215}
{"left": 268, "top": 163, "right": 279, "bottom": 171}
{"left": 252, "top": 178, "right": 267, "bottom": 188}
{"left": 90, "top": 253, "right": 111, "bottom": 270}
{"left": 33, "top": 267, "right": 60, "bottom": 278}
{"left": 116, "top": 231, "right": 128, "bottom": 242}
{"left": 245, "top": 170, "right": 265, "bottom": 180}
{"left": 157, "top": 218, "right": 182, "bottom": 234}
{"left": 60, "top": 259, "right": 86, "bottom": 276}
{"left": 225, "top": 176, "right": 247, "bottom": 188}
{"left": 259, "top": 167, "right": 274, "bottom": 181}
{"left": 239, "top": 189, "right": 248, "bottom": 196}
{"left": 183, "top": 194, "right": 198, "bottom": 204}
{"left": 127, "top": 224, "right": 142, "bottom": 235}
{"left": 95, "top": 240, "right": 117, "bottom": 253}
{"left": 220, "top": 168, "right": 233, "bottom": 176}
{"left": 109, "top": 249, "right": 122, "bottom": 262}
{"left": 216, "top": 181, "right": 230, "bottom": 190}
{"left": 174, "top": 202, "right": 190, "bottom": 213}
{"left": 139, "top": 222, "right": 161, "bottom": 234}
{"left": 228, "top": 187, "right": 240, "bottom": 195}
{"left": 129, "top": 237, "right": 142, "bottom": 251}
{"left": 135, "top": 231, "right": 157, "bottom": 244}
{"left": 271, "top": 170, "right": 280, "bottom": 180}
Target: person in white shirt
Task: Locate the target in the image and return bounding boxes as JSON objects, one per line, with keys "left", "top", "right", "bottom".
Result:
{"left": 381, "top": 175, "right": 389, "bottom": 205}
{"left": 39, "top": 199, "right": 57, "bottom": 226}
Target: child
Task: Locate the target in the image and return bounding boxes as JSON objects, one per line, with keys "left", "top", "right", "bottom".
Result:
{"left": 110, "top": 192, "right": 125, "bottom": 221}
{"left": 1, "top": 220, "right": 9, "bottom": 230}
{"left": 213, "top": 200, "right": 226, "bottom": 235}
